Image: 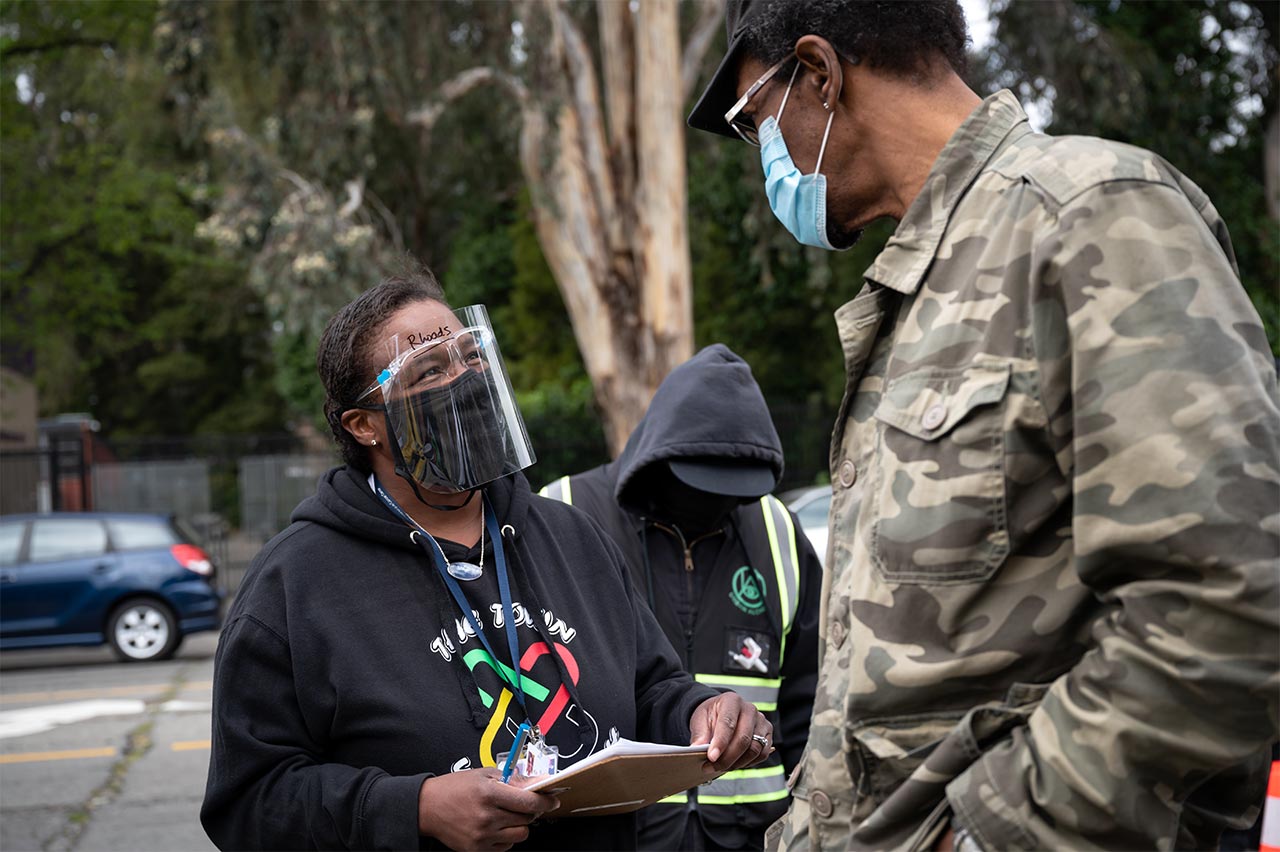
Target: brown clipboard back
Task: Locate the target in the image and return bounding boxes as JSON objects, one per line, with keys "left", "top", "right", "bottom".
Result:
{"left": 524, "top": 745, "right": 725, "bottom": 817}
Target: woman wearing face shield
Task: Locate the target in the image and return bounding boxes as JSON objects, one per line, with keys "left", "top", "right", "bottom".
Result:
{"left": 200, "top": 264, "right": 774, "bottom": 852}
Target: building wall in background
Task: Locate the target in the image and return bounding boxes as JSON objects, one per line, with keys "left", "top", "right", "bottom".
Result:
{"left": 0, "top": 368, "right": 37, "bottom": 449}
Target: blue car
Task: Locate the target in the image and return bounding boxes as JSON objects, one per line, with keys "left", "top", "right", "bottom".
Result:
{"left": 0, "top": 512, "right": 223, "bottom": 661}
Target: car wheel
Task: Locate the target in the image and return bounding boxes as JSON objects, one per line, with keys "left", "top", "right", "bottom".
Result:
{"left": 108, "top": 599, "right": 180, "bottom": 662}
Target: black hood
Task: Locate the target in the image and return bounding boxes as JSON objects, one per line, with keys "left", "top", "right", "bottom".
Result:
{"left": 613, "top": 344, "right": 783, "bottom": 512}
{"left": 291, "top": 465, "right": 532, "bottom": 551}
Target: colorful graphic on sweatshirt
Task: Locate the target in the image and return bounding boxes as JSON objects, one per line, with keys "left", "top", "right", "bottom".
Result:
{"left": 444, "top": 604, "right": 602, "bottom": 769}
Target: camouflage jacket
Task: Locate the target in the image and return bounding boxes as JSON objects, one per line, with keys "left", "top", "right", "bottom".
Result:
{"left": 770, "top": 90, "right": 1280, "bottom": 851}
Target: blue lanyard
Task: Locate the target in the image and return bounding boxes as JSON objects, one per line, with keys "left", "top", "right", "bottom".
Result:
{"left": 372, "top": 477, "right": 527, "bottom": 716}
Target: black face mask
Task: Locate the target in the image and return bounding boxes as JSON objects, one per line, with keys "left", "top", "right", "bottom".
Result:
{"left": 395, "top": 369, "right": 511, "bottom": 492}
{"left": 644, "top": 478, "right": 742, "bottom": 535}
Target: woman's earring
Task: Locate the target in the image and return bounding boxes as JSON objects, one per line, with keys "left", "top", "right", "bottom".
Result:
{"left": 370, "top": 439, "right": 377, "bottom": 446}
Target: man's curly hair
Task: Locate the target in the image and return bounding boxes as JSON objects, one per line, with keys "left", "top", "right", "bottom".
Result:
{"left": 741, "top": 0, "right": 970, "bottom": 82}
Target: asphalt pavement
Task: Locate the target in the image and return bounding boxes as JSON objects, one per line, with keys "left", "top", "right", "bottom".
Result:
{"left": 0, "top": 633, "right": 220, "bottom": 852}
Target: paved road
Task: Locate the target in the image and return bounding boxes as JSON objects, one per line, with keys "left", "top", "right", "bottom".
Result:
{"left": 0, "top": 633, "right": 220, "bottom": 852}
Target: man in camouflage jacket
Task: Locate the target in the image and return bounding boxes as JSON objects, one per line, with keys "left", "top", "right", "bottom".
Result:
{"left": 687, "top": 1, "right": 1280, "bottom": 849}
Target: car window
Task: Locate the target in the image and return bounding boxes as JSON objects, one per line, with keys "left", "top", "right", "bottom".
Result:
{"left": 107, "top": 518, "right": 179, "bottom": 551}
{"left": 29, "top": 518, "right": 108, "bottom": 562}
{"left": 0, "top": 521, "right": 24, "bottom": 566}
{"left": 795, "top": 493, "right": 831, "bottom": 528}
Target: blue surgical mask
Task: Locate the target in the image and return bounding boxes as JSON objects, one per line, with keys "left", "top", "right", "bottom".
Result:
{"left": 759, "top": 68, "right": 841, "bottom": 250}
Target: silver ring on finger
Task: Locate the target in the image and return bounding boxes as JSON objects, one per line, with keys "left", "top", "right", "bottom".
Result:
{"left": 752, "top": 733, "right": 769, "bottom": 746}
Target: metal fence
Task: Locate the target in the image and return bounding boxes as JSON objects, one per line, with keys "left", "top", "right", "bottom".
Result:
{"left": 238, "top": 454, "right": 337, "bottom": 541}
{"left": 92, "top": 459, "right": 211, "bottom": 518}
{"left": 0, "top": 452, "right": 41, "bottom": 515}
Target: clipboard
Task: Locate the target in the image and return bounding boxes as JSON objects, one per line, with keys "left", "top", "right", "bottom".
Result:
{"left": 523, "top": 739, "right": 724, "bottom": 817}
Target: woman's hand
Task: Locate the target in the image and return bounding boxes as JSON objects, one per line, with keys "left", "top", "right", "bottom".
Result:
{"left": 689, "top": 692, "right": 774, "bottom": 772}
{"left": 417, "top": 768, "right": 560, "bottom": 851}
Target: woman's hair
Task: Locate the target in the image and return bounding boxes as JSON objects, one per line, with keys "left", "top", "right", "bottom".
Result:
{"left": 317, "top": 262, "right": 447, "bottom": 473}
{"left": 741, "top": 0, "right": 969, "bottom": 82}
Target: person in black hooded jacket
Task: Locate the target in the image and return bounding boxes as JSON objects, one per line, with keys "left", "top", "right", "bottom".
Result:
{"left": 200, "top": 267, "right": 775, "bottom": 852}
{"left": 539, "top": 345, "right": 822, "bottom": 851}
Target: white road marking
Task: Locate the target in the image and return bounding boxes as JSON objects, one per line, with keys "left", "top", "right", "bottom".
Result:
{"left": 0, "top": 695, "right": 210, "bottom": 740}
{"left": 0, "top": 699, "right": 147, "bottom": 739}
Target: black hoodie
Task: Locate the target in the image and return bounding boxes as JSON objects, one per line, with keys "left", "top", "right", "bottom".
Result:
{"left": 612, "top": 343, "right": 785, "bottom": 507}
{"left": 200, "top": 466, "right": 718, "bottom": 851}
{"left": 539, "top": 345, "right": 822, "bottom": 850}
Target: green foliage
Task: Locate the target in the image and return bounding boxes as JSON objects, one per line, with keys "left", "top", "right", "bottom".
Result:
{"left": 503, "top": 192, "right": 591, "bottom": 390}
{"left": 168, "top": 0, "right": 529, "bottom": 426}
{"left": 270, "top": 328, "right": 329, "bottom": 438}
{"left": 516, "top": 373, "right": 609, "bottom": 488}
{"left": 980, "top": 0, "right": 1280, "bottom": 352}
{"left": 1, "top": 0, "right": 287, "bottom": 436}
{"left": 442, "top": 188, "right": 604, "bottom": 485}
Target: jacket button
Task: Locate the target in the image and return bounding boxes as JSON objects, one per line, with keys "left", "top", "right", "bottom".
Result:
{"left": 829, "top": 620, "right": 846, "bottom": 649}
{"left": 838, "top": 459, "right": 857, "bottom": 487}
{"left": 811, "top": 789, "right": 834, "bottom": 818}
{"left": 921, "top": 403, "right": 947, "bottom": 431}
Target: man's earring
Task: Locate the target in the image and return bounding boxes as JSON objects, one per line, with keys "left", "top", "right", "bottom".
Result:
{"left": 371, "top": 439, "right": 377, "bottom": 446}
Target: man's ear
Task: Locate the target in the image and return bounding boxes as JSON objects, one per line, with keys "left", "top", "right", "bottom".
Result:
{"left": 794, "top": 35, "right": 844, "bottom": 111}
{"left": 340, "top": 408, "right": 379, "bottom": 448}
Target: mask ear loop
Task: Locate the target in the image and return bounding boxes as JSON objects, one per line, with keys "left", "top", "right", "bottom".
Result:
{"left": 815, "top": 108, "right": 835, "bottom": 175}
{"left": 774, "top": 62, "right": 801, "bottom": 123}
{"left": 773, "top": 61, "right": 835, "bottom": 176}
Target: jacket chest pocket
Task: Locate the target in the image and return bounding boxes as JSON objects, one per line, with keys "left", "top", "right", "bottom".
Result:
{"left": 869, "top": 363, "right": 1011, "bottom": 584}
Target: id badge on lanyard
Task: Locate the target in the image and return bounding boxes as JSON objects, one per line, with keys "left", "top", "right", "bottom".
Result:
{"left": 500, "top": 722, "right": 560, "bottom": 782}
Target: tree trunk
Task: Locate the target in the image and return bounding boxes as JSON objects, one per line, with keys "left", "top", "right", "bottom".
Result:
{"left": 412, "top": 0, "right": 718, "bottom": 456}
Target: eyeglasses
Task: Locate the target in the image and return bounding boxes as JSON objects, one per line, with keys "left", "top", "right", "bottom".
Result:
{"left": 723, "top": 57, "right": 792, "bottom": 146}
{"left": 355, "top": 326, "right": 493, "bottom": 403}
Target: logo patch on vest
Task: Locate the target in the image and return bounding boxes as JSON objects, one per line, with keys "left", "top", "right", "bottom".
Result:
{"left": 729, "top": 564, "right": 767, "bottom": 615}
{"left": 724, "top": 629, "right": 772, "bottom": 674}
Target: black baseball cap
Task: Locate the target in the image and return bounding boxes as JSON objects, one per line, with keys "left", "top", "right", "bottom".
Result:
{"left": 687, "top": 0, "right": 766, "bottom": 139}
{"left": 668, "top": 457, "right": 778, "bottom": 499}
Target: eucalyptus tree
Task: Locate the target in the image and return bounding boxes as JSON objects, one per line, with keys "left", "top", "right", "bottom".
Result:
{"left": 183, "top": 0, "right": 721, "bottom": 453}
{"left": 0, "top": 0, "right": 286, "bottom": 436}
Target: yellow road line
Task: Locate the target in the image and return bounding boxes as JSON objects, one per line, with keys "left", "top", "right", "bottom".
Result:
{"left": 0, "top": 747, "right": 119, "bottom": 765}
{"left": 171, "top": 740, "right": 210, "bottom": 752}
{"left": 0, "top": 681, "right": 213, "bottom": 705}
{"left": 0, "top": 741, "right": 211, "bottom": 764}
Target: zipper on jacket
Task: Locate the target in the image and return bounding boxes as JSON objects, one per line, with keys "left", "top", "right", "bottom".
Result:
{"left": 648, "top": 522, "right": 727, "bottom": 818}
{"left": 649, "top": 522, "right": 724, "bottom": 663}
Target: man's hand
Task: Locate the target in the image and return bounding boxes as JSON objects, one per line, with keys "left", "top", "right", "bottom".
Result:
{"left": 689, "top": 692, "right": 773, "bottom": 771}
{"left": 418, "top": 768, "right": 560, "bottom": 851}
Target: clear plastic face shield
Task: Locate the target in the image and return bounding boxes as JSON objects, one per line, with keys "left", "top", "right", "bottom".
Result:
{"left": 356, "top": 304, "right": 536, "bottom": 494}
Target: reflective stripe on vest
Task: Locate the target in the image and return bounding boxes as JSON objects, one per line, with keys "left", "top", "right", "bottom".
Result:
{"left": 539, "top": 475, "right": 572, "bottom": 505}
{"left": 656, "top": 765, "right": 788, "bottom": 806}
{"left": 686, "top": 497, "right": 799, "bottom": 716}
{"left": 694, "top": 673, "right": 780, "bottom": 712}
{"left": 759, "top": 495, "right": 800, "bottom": 639}
{"left": 698, "top": 764, "right": 788, "bottom": 804}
